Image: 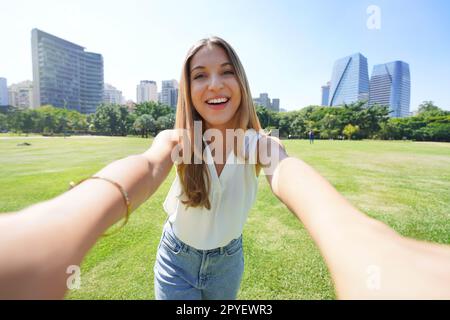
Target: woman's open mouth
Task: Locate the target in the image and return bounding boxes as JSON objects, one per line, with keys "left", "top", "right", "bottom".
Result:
{"left": 205, "top": 97, "right": 230, "bottom": 110}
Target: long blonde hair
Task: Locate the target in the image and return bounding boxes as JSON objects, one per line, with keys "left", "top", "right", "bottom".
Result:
{"left": 175, "top": 36, "right": 262, "bottom": 210}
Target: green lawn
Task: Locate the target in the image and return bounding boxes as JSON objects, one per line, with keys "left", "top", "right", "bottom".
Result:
{"left": 1, "top": 136, "right": 449, "bottom": 299}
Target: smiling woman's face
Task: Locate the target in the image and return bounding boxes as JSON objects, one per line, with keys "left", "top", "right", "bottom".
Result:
{"left": 189, "top": 44, "right": 242, "bottom": 129}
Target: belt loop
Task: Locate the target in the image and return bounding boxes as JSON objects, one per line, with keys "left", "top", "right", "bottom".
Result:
{"left": 220, "top": 246, "right": 224, "bottom": 255}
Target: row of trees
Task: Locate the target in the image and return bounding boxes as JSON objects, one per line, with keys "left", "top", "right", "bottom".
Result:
{"left": 92, "top": 102, "right": 175, "bottom": 137}
{"left": 1, "top": 100, "right": 449, "bottom": 141}
{"left": 0, "top": 102, "right": 175, "bottom": 138}
{"left": 257, "top": 101, "right": 450, "bottom": 141}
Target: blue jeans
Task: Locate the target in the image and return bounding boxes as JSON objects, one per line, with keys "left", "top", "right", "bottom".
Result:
{"left": 153, "top": 222, "right": 244, "bottom": 300}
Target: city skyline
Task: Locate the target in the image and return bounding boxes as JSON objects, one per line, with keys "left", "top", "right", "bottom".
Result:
{"left": 323, "top": 52, "right": 411, "bottom": 117}
{"left": 1, "top": 0, "right": 450, "bottom": 111}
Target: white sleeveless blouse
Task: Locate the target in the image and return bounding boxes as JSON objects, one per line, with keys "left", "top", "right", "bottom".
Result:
{"left": 163, "top": 129, "right": 261, "bottom": 250}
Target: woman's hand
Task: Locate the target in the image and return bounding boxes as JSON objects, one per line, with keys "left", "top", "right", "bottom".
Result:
{"left": 258, "top": 138, "right": 450, "bottom": 299}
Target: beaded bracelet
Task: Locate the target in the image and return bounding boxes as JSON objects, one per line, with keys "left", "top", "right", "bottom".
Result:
{"left": 69, "top": 176, "right": 131, "bottom": 236}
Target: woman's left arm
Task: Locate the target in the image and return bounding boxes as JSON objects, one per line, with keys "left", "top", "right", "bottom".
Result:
{"left": 258, "top": 136, "right": 450, "bottom": 299}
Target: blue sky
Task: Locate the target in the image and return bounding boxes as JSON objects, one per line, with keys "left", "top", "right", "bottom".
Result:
{"left": 1, "top": 0, "right": 449, "bottom": 111}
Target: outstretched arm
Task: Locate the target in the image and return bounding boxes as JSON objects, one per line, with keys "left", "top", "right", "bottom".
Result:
{"left": 258, "top": 136, "right": 450, "bottom": 299}
{"left": 0, "top": 130, "right": 177, "bottom": 299}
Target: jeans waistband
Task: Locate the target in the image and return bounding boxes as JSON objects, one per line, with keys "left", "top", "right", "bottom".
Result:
{"left": 163, "top": 221, "right": 242, "bottom": 255}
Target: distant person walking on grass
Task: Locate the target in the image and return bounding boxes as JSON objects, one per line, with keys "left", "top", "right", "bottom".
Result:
{"left": 309, "top": 130, "right": 314, "bottom": 144}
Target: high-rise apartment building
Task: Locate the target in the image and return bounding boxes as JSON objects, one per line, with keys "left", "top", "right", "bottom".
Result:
{"left": 8, "top": 80, "right": 33, "bottom": 108}
{"left": 136, "top": 80, "right": 158, "bottom": 103}
{"left": 103, "top": 83, "right": 123, "bottom": 105}
{"left": 31, "top": 28, "right": 104, "bottom": 114}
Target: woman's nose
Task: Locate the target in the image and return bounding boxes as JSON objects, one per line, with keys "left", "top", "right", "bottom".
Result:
{"left": 207, "top": 74, "right": 224, "bottom": 91}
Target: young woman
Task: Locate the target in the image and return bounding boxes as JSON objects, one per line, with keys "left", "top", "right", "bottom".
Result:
{"left": 0, "top": 37, "right": 449, "bottom": 300}
{"left": 152, "top": 37, "right": 277, "bottom": 300}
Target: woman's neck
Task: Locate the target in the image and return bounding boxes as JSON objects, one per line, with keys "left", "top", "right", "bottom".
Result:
{"left": 204, "top": 117, "right": 240, "bottom": 160}
{"left": 204, "top": 115, "right": 239, "bottom": 139}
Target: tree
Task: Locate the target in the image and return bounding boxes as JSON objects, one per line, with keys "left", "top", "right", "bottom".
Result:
{"left": 67, "top": 110, "right": 88, "bottom": 134}
{"left": 155, "top": 115, "right": 174, "bottom": 133}
{"left": 319, "top": 113, "right": 340, "bottom": 139}
{"left": 343, "top": 124, "right": 359, "bottom": 140}
{"left": 117, "top": 105, "right": 129, "bottom": 136}
{"left": 126, "top": 112, "right": 137, "bottom": 135}
{"left": 255, "top": 105, "right": 271, "bottom": 128}
{"left": 418, "top": 101, "right": 440, "bottom": 114}
{"left": 133, "top": 114, "right": 156, "bottom": 138}
{"left": 357, "top": 104, "right": 390, "bottom": 138}
{"left": 93, "top": 104, "right": 123, "bottom": 135}
{"left": 8, "top": 110, "right": 35, "bottom": 134}
{"left": 276, "top": 111, "right": 301, "bottom": 138}
{"left": 135, "top": 101, "right": 173, "bottom": 119}
{"left": 289, "top": 116, "right": 306, "bottom": 138}
{"left": 37, "top": 106, "right": 57, "bottom": 134}
{"left": 0, "top": 113, "right": 8, "bottom": 132}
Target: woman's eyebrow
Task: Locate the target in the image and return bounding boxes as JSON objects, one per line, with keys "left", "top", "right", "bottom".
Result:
{"left": 190, "top": 62, "right": 232, "bottom": 73}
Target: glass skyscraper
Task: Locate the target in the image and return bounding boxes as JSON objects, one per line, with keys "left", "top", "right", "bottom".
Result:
{"left": 0, "top": 78, "right": 8, "bottom": 106}
{"left": 321, "top": 82, "right": 330, "bottom": 106}
{"left": 31, "top": 28, "right": 104, "bottom": 114}
{"left": 160, "top": 80, "right": 179, "bottom": 108}
{"left": 329, "top": 53, "right": 369, "bottom": 106}
{"left": 369, "top": 61, "right": 410, "bottom": 118}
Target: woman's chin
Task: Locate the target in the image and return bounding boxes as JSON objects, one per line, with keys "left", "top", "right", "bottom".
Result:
{"left": 203, "top": 114, "right": 237, "bottom": 129}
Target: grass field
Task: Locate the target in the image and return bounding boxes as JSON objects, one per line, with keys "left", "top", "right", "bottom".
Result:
{"left": 1, "top": 135, "right": 449, "bottom": 299}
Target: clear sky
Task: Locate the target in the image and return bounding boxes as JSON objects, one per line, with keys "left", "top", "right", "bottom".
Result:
{"left": 1, "top": 0, "right": 450, "bottom": 111}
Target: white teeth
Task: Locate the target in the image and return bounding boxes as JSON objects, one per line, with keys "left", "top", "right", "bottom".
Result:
{"left": 207, "top": 98, "right": 228, "bottom": 104}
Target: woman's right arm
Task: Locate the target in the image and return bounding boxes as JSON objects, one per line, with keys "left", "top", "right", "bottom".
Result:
{"left": 0, "top": 129, "right": 177, "bottom": 299}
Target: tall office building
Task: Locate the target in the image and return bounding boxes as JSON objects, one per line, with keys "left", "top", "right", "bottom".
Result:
{"left": 8, "top": 80, "right": 33, "bottom": 109}
{"left": 136, "top": 80, "right": 158, "bottom": 103}
{"left": 254, "top": 93, "right": 270, "bottom": 108}
{"left": 160, "top": 79, "right": 178, "bottom": 108}
{"left": 329, "top": 53, "right": 369, "bottom": 106}
{"left": 255, "top": 93, "right": 271, "bottom": 109}
{"left": 103, "top": 83, "right": 123, "bottom": 105}
{"left": 271, "top": 98, "right": 280, "bottom": 112}
{"left": 31, "top": 28, "right": 104, "bottom": 114}
{"left": 253, "top": 93, "right": 280, "bottom": 111}
{"left": 369, "top": 61, "right": 410, "bottom": 118}
{"left": 321, "top": 82, "right": 330, "bottom": 106}
{"left": 0, "top": 78, "right": 8, "bottom": 106}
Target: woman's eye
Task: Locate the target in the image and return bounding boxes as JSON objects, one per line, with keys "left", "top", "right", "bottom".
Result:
{"left": 193, "top": 70, "right": 233, "bottom": 80}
